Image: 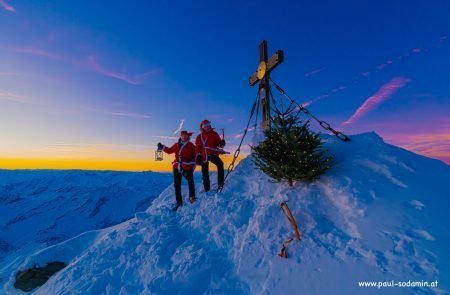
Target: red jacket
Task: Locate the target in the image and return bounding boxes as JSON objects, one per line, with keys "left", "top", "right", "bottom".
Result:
{"left": 195, "top": 130, "right": 225, "bottom": 161}
{"left": 163, "top": 141, "right": 196, "bottom": 171}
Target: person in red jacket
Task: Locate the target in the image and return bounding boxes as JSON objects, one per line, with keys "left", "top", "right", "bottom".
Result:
{"left": 158, "top": 130, "right": 196, "bottom": 211}
{"left": 195, "top": 120, "right": 226, "bottom": 192}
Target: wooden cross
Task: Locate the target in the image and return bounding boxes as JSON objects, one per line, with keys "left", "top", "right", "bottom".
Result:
{"left": 249, "top": 40, "right": 284, "bottom": 129}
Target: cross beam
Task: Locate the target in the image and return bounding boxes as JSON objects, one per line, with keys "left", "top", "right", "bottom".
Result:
{"left": 249, "top": 40, "right": 284, "bottom": 129}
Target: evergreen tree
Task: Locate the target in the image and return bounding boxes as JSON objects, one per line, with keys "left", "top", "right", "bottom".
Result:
{"left": 251, "top": 111, "right": 333, "bottom": 186}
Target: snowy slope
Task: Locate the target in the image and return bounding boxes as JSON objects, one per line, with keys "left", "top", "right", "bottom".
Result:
{"left": 2, "top": 132, "right": 449, "bottom": 294}
{"left": 0, "top": 170, "right": 171, "bottom": 272}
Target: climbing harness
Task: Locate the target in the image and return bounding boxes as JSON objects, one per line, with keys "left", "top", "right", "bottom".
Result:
{"left": 217, "top": 91, "right": 260, "bottom": 193}
{"left": 269, "top": 78, "right": 351, "bottom": 142}
{"left": 278, "top": 201, "right": 301, "bottom": 259}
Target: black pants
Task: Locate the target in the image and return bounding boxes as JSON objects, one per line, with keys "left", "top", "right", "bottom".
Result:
{"left": 201, "top": 154, "right": 224, "bottom": 191}
{"left": 173, "top": 168, "right": 195, "bottom": 205}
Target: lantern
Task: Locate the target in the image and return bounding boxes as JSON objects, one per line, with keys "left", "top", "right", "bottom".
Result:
{"left": 155, "top": 150, "right": 163, "bottom": 161}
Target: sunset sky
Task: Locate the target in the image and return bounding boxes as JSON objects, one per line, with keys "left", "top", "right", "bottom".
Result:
{"left": 1, "top": 0, "right": 449, "bottom": 171}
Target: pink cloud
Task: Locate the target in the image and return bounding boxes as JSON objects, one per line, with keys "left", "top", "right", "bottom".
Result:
{"left": 6, "top": 45, "right": 158, "bottom": 85}
{"left": 341, "top": 77, "right": 411, "bottom": 126}
{"left": 0, "top": 91, "right": 27, "bottom": 102}
{"left": 0, "top": 0, "right": 15, "bottom": 13}
{"left": 301, "top": 101, "right": 312, "bottom": 107}
{"left": 385, "top": 132, "right": 450, "bottom": 165}
{"left": 0, "top": 90, "right": 46, "bottom": 105}
{"left": 342, "top": 111, "right": 450, "bottom": 164}
{"left": 15, "top": 47, "right": 65, "bottom": 61}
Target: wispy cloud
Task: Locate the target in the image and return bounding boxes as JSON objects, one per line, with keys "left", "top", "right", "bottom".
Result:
{"left": 33, "top": 143, "right": 152, "bottom": 160}
{"left": 0, "top": 0, "right": 15, "bottom": 13}
{"left": 0, "top": 91, "right": 26, "bottom": 103}
{"left": 386, "top": 132, "right": 450, "bottom": 164}
{"left": 0, "top": 88, "right": 151, "bottom": 120}
{"left": 173, "top": 119, "right": 185, "bottom": 134}
{"left": 153, "top": 135, "right": 178, "bottom": 141}
{"left": 87, "top": 55, "right": 159, "bottom": 85}
{"left": 376, "top": 63, "right": 387, "bottom": 70}
{"left": 0, "top": 72, "right": 19, "bottom": 76}
{"left": 304, "top": 67, "right": 325, "bottom": 77}
{"left": 0, "top": 90, "right": 44, "bottom": 105}
{"left": 4, "top": 45, "right": 160, "bottom": 85}
{"left": 342, "top": 77, "right": 410, "bottom": 126}
{"left": 14, "top": 47, "right": 64, "bottom": 60}
{"left": 231, "top": 126, "right": 257, "bottom": 139}
{"left": 306, "top": 35, "right": 447, "bottom": 107}
{"left": 0, "top": 70, "right": 66, "bottom": 85}
{"left": 99, "top": 110, "right": 151, "bottom": 119}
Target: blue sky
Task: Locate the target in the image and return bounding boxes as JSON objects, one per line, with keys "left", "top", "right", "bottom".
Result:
{"left": 1, "top": 0, "right": 449, "bottom": 169}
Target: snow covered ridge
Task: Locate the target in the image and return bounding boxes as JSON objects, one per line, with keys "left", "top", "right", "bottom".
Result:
{"left": 2, "top": 132, "right": 450, "bottom": 294}
{"left": 0, "top": 170, "right": 171, "bottom": 274}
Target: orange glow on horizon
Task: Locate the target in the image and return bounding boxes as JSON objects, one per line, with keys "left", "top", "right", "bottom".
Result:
{"left": 0, "top": 155, "right": 244, "bottom": 172}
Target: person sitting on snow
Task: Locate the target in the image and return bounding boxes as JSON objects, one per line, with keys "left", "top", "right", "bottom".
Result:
{"left": 158, "top": 130, "right": 197, "bottom": 211}
{"left": 195, "top": 120, "right": 226, "bottom": 192}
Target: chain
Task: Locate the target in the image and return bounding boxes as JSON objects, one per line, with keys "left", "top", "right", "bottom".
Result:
{"left": 254, "top": 91, "right": 260, "bottom": 131}
{"left": 218, "top": 91, "right": 260, "bottom": 193}
{"left": 269, "top": 78, "right": 351, "bottom": 142}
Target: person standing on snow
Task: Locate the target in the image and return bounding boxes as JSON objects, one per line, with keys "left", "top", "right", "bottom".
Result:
{"left": 195, "top": 120, "right": 226, "bottom": 192}
{"left": 158, "top": 130, "right": 197, "bottom": 211}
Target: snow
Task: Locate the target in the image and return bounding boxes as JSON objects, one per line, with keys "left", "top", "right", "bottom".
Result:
{"left": 0, "top": 170, "right": 171, "bottom": 276}
{"left": 1, "top": 132, "right": 449, "bottom": 294}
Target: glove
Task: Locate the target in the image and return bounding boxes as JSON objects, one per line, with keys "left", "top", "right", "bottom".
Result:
{"left": 220, "top": 139, "right": 226, "bottom": 147}
{"left": 157, "top": 142, "right": 165, "bottom": 151}
{"left": 196, "top": 154, "right": 203, "bottom": 165}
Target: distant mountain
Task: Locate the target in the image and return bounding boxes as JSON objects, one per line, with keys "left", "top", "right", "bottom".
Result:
{"left": 0, "top": 170, "right": 171, "bottom": 271}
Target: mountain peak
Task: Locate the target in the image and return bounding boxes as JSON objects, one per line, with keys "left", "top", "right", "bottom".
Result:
{"left": 2, "top": 133, "right": 449, "bottom": 294}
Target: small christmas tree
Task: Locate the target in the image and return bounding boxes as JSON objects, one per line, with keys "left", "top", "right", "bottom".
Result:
{"left": 251, "top": 110, "right": 333, "bottom": 186}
